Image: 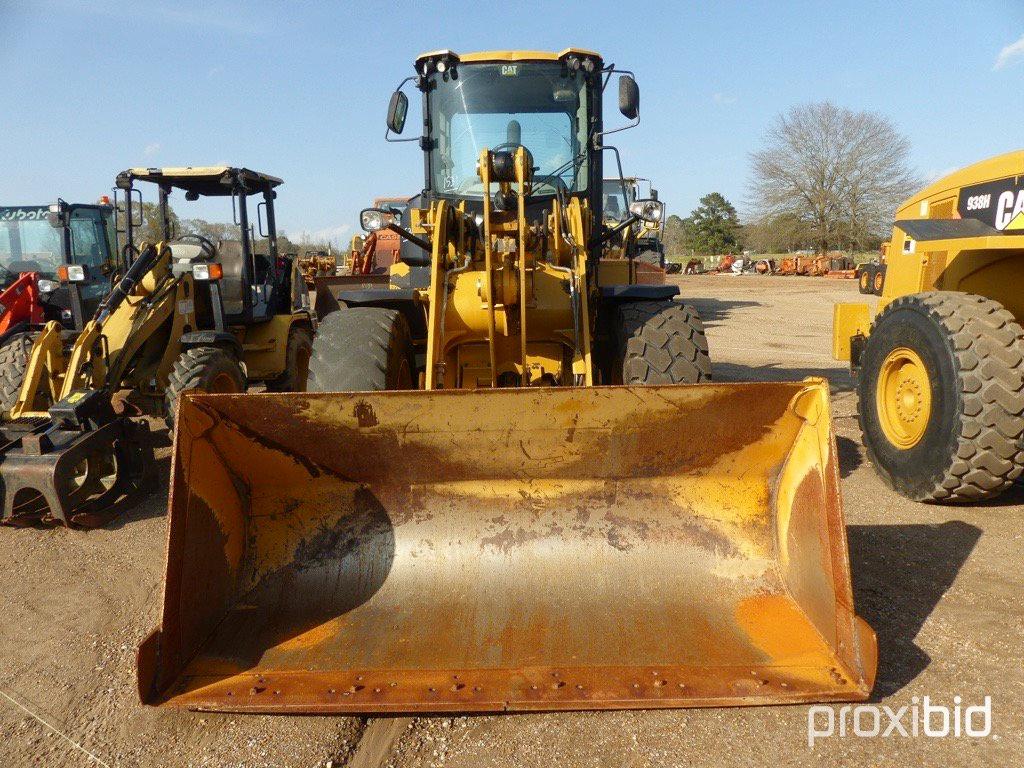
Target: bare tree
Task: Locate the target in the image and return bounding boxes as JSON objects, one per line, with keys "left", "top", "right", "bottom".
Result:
{"left": 748, "top": 102, "right": 918, "bottom": 252}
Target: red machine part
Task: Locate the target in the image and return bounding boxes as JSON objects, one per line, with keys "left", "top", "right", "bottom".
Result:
{"left": 0, "top": 272, "right": 43, "bottom": 339}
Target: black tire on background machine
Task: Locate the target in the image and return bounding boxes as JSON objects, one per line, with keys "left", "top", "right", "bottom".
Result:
{"left": 613, "top": 300, "right": 711, "bottom": 384}
{"left": 858, "top": 291, "right": 1024, "bottom": 502}
{"left": 858, "top": 264, "right": 875, "bottom": 294}
{"left": 164, "top": 347, "right": 247, "bottom": 429}
{"left": 307, "top": 308, "right": 414, "bottom": 392}
{"left": 872, "top": 265, "right": 887, "bottom": 295}
{"left": 0, "top": 332, "right": 34, "bottom": 413}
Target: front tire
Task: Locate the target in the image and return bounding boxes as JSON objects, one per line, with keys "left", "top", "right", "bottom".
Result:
{"left": 308, "top": 308, "right": 414, "bottom": 392}
{"left": 858, "top": 292, "right": 1024, "bottom": 502}
{"left": 0, "top": 332, "right": 34, "bottom": 414}
{"left": 164, "top": 347, "right": 247, "bottom": 429}
{"left": 613, "top": 301, "right": 711, "bottom": 384}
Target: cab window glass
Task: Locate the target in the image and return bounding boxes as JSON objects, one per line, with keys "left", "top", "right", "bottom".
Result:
{"left": 69, "top": 208, "right": 108, "bottom": 268}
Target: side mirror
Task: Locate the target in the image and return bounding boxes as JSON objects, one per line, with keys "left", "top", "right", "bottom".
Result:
{"left": 629, "top": 198, "right": 664, "bottom": 224}
{"left": 650, "top": 188, "right": 659, "bottom": 201}
{"left": 618, "top": 75, "right": 639, "bottom": 120}
{"left": 46, "top": 201, "right": 69, "bottom": 229}
{"left": 387, "top": 91, "right": 409, "bottom": 135}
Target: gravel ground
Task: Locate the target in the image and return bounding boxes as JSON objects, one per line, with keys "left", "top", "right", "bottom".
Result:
{"left": 1, "top": 274, "right": 1021, "bottom": 767}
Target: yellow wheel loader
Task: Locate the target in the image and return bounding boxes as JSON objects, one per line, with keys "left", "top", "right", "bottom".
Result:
{"left": 140, "top": 50, "right": 876, "bottom": 714}
{"left": 0, "top": 167, "right": 313, "bottom": 527}
{"left": 834, "top": 150, "right": 1024, "bottom": 502}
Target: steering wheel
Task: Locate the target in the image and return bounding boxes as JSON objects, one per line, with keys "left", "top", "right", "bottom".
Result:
{"left": 177, "top": 234, "right": 217, "bottom": 260}
{"left": 491, "top": 142, "right": 524, "bottom": 154}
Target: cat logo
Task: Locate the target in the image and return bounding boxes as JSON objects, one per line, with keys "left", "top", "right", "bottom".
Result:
{"left": 995, "top": 189, "right": 1024, "bottom": 231}
{"left": 501, "top": 65, "right": 518, "bottom": 77}
{"left": 958, "top": 177, "right": 1024, "bottom": 232}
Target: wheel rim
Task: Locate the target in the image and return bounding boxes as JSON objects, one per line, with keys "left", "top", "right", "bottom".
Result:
{"left": 876, "top": 347, "right": 932, "bottom": 449}
{"left": 860, "top": 272, "right": 869, "bottom": 290}
{"left": 874, "top": 272, "right": 884, "bottom": 292}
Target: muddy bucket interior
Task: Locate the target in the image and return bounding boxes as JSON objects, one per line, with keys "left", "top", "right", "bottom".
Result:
{"left": 139, "top": 382, "right": 876, "bottom": 713}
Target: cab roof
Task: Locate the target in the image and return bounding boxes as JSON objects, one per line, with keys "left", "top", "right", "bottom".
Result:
{"left": 897, "top": 150, "right": 1024, "bottom": 217}
{"left": 118, "top": 166, "right": 283, "bottom": 196}
{"left": 415, "top": 48, "right": 601, "bottom": 66}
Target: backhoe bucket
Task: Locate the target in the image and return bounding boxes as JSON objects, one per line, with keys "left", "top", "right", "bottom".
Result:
{"left": 139, "top": 381, "right": 876, "bottom": 713}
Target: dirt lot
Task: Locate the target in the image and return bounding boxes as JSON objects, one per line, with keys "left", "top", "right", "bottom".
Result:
{"left": 1, "top": 275, "right": 1021, "bottom": 767}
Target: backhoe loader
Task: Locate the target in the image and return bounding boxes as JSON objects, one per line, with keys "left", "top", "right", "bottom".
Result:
{"left": 0, "top": 166, "right": 313, "bottom": 527}
{"left": 141, "top": 49, "right": 876, "bottom": 714}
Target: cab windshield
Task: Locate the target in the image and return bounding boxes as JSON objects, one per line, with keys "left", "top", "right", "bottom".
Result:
{"left": 427, "top": 61, "right": 591, "bottom": 198}
{"left": 0, "top": 206, "right": 111, "bottom": 283}
{"left": 0, "top": 207, "right": 64, "bottom": 280}
{"left": 602, "top": 180, "right": 635, "bottom": 222}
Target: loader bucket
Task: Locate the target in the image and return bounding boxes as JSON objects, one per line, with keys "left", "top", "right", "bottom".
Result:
{"left": 139, "top": 381, "right": 876, "bottom": 713}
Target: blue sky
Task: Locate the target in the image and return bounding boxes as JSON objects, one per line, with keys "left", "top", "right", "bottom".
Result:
{"left": 1, "top": 0, "right": 1022, "bottom": 245}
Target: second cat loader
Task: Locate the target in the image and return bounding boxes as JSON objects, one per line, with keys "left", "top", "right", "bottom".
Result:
{"left": 140, "top": 50, "right": 876, "bottom": 714}
{"left": 0, "top": 166, "right": 313, "bottom": 527}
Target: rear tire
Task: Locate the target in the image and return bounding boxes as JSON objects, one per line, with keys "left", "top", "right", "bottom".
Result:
{"left": 308, "top": 308, "right": 414, "bottom": 392}
{"left": 164, "top": 347, "right": 247, "bottom": 429}
{"left": 613, "top": 301, "right": 711, "bottom": 384}
{"left": 0, "top": 332, "right": 33, "bottom": 414}
{"left": 872, "top": 265, "right": 886, "bottom": 295}
{"left": 858, "top": 265, "right": 875, "bottom": 294}
{"left": 858, "top": 292, "right": 1024, "bottom": 502}
{"left": 266, "top": 325, "right": 314, "bottom": 392}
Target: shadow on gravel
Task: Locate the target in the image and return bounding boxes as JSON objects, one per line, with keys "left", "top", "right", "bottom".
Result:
{"left": 847, "top": 521, "right": 982, "bottom": 699}
{"left": 836, "top": 435, "right": 862, "bottom": 478}
{"left": 681, "top": 297, "right": 761, "bottom": 326}
{"left": 711, "top": 361, "right": 855, "bottom": 393}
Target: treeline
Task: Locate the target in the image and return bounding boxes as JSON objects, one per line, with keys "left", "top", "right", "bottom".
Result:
{"left": 121, "top": 202, "right": 340, "bottom": 257}
{"left": 665, "top": 100, "right": 917, "bottom": 257}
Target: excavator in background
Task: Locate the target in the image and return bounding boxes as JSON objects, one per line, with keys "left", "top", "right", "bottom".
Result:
{"left": 347, "top": 196, "right": 414, "bottom": 275}
{"left": 0, "top": 200, "right": 120, "bottom": 410}
{"left": 0, "top": 167, "right": 313, "bottom": 527}
{"left": 140, "top": 49, "right": 876, "bottom": 714}
{"left": 835, "top": 150, "right": 1024, "bottom": 503}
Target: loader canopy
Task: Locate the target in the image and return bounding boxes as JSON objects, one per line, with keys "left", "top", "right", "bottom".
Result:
{"left": 140, "top": 380, "right": 875, "bottom": 713}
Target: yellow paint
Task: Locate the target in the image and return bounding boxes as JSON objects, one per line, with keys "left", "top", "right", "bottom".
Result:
{"left": 876, "top": 347, "right": 931, "bottom": 449}
{"left": 735, "top": 594, "right": 835, "bottom": 667}
{"left": 831, "top": 303, "right": 871, "bottom": 361}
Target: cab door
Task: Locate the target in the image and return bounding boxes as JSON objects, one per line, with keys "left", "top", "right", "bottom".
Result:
{"left": 68, "top": 206, "right": 116, "bottom": 316}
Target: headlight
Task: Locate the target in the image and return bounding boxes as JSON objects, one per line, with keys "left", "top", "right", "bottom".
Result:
{"left": 57, "top": 264, "right": 87, "bottom": 282}
{"left": 628, "top": 199, "right": 664, "bottom": 224}
{"left": 360, "top": 208, "right": 393, "bottom": 233}
{"left": 37, "top": 279, "right": 58, "bottom": 294}
{"left": 192, "top": 263, "right": 223, "bottom": 281}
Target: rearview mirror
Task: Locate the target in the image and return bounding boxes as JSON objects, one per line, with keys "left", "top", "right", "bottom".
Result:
{"left": 387, "top": 91, "right": 409, "bottom": 135}
{"left": 618, "top": 75, "right": 639, "bottom": 120}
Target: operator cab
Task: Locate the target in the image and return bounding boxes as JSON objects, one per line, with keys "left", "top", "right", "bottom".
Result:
{"left": 115, "top": 167, "right": 300, "bottom": 327}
